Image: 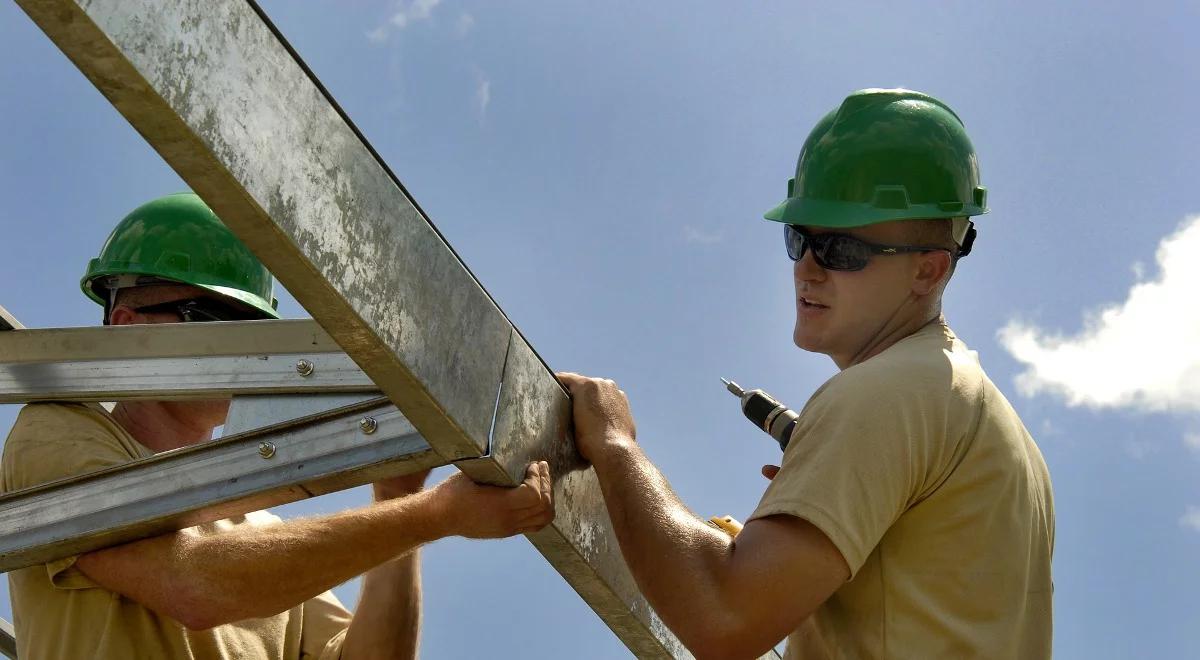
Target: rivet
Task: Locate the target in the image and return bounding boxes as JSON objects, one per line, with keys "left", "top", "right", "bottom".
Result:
{"left": 295, "top": 359, "right": 315, "bottom": 377}
{"left": 359, "top": 417, "right": 378, "bottom": 435}
{"left": 258, "top": 441, "right": 276, "bottom": 459}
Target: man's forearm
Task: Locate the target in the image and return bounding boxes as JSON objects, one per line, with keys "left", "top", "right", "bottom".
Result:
{"left": 340, "top": 550, "right": 421, "bottom": 660}
{"left": 77, "top": 489, "right": 447, "bottom": 629}
{"left": 591, "top": 439, "right": 740, "bottom": 648}
{"left": 339, "top": 484, "right": 424, "bottom": 660}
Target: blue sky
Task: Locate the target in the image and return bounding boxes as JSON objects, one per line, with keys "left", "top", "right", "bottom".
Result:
{"left": 2, "top": 1, "right": 1199, "bottom": 657}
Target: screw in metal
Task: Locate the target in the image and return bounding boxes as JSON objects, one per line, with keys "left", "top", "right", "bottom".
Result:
{"left": 258, "top": 441, "right": 276, "bottom": 459}
{"left": 359, "top": 417, "right": 378, "bottom": 435}
{"left": 295, "top": 359, "right": 315, "bottom": 377}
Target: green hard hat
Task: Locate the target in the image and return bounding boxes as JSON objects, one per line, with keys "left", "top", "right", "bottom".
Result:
{"left": 764, "top": 88, "right": 988, "bottom": 229}
{"left": 82, "top": 192, "right": 280, "bottom": 318}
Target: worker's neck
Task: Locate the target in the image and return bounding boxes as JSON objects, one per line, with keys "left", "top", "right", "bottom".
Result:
{"left": 111, "top": 401, "right": 221, "bottom": 452}
{"left": 835, "top": 301, "right": 944, "bottom": 371}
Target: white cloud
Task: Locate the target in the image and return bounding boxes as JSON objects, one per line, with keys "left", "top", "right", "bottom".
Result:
{"left": 368, "top": 0, "right": 442, "bottom": 43}
{"left": 366, "top": 25, "right": 390, "bottom": 44}
{"left": 1180, "top": 506, "right": 1200, "bottom": 533}
{"left": 474, "top": 73, "right": 491, "bottom": 120}
{"left": 1184, "top": 431, "right": 1200, "bottom": 453}
{"left": 684, "top": 226, "right": 723, "bottom": 245}
{"left": 456, "top": 12, "right": 476, "bottom": 37}
{"left": 998, "top": 214, "right": 1200, "bottom": 413}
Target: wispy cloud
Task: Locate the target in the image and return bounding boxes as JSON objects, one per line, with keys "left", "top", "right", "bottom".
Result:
{"left": 474, "top": 71, "right": 491, "bottom": 121}
{"left": 367, "top": 0, "right": 442, "bottom": 43}
{"left": 998, "top": 214, "right": 1200, "bottom": 413}
{"left": 684, "top": 226, "right": 724, "bottom": 245}
{"left": 1180, "top": 506, "right": 1200, "bottom": 533}
{"left": 456, "top": 12, "right": 476, "bottom": 37}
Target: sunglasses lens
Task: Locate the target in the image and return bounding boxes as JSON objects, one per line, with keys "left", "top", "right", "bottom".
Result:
{"left": 784, "top": 225, "right": 805, "bottom": 261}
{"left": 818, "top": 235, "right": 871, "bottom": 271}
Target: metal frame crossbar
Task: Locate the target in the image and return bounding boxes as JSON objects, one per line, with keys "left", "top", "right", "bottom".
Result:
{"left": 3, "top": 2, "right": 780, "bottom": 658}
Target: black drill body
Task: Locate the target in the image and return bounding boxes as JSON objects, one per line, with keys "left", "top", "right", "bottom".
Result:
{"left": 722, "top": 378, "right": 799, "bottom": 451}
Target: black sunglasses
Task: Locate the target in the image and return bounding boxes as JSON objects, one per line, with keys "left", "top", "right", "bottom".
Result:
{"left": 784, "top": 225, "right": 951, "bottom": 272}
{"left": 133, "top": 298, "right": 263, "bottom": 323}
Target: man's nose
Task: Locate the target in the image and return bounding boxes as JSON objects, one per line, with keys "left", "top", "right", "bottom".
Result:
{"left": 793, "top": 248, "right": 826, "bottom": 282}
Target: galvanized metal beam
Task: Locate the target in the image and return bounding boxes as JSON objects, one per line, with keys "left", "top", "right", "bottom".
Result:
{"left": 12, "top": 1, "right": 699, "bottom": 655}
{"left": 0, "top": 353, "right": 376, "bottom": 403}
{"left": 0, "top": 319, "right": 340, "bottom": 363}
{"left": 0, "top": 396, "right": 445, "bottom": 572}
{"left": 14, "top": 0, "right": 508, "bottom": 463}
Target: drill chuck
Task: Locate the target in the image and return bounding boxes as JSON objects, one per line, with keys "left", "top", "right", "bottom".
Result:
{"left": 722, "top": 378, "right": 798, "bottom": 451}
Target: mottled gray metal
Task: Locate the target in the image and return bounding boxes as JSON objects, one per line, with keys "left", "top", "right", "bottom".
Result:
{"left": 0, "top": 319, "right": 340, "bottom": 363}
{"left": 0, "top": 353, "right": 377, "bottom": 403}
{"left": 0, "top": 617, "right": 14, "bottom": 659}
{"left": 14, "top": 0, "right": 510, "bottom": 461}
{"left": 458, "top": 332, "right": 691, "bottom": 659}
{"left": 224, "top": 393, "right": 382, "bottom": 436}
{"left": 0, "top": 399, "right": 445, "bottom": 572}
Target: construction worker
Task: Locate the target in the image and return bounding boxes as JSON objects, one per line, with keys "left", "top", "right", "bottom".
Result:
{"left": 558, "top": 89, "right": 1055, "bottom": 658}
{"left": 1, "top": 192, "right": 556, "bottom": 660}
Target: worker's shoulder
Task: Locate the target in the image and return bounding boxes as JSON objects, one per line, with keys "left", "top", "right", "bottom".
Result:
{"left": 824, "top": 323, "right": 985, "bottom": 405}
{"left": 5, "top": 403, "right": 126, "bottom": 454}
{"left": 10, "top": 402, "right": 115, "bottom": 434}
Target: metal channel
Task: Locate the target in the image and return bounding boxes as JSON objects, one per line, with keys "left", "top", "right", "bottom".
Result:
{"left": 0, "top": 399, "right": 445, "bottom": 572}
{"left": 0, "top": 353, "right": 376, "bottom": 403}
{"left": 0, "top": 319, "right": 341, "bottom": 363}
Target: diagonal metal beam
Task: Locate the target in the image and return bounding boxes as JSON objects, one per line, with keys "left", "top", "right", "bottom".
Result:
{"left": 16, "top": 0, "right": 510, "bottom": 464}
{"left": 12, "top": 1, "right": 697, "bottom": 655}
{"left": 0, "top": 396, "right": 443, "bottom": 572}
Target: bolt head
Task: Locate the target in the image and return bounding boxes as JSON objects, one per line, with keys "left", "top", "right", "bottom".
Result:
{"left": 258, "top": 441, "right": 276, "bottom": 459}
{"left": 295, "top": 359, "right": 315, "bottom": 376}
{"left": 359, "top": 417, "right": 378, "bottom": 435}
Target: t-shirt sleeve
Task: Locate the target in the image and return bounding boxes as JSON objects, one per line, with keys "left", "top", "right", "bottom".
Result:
{"left": 747, "top": 371, "right": 942, "bottom": 578}
{"left": 300, "top": 590, "right": 353, "bottom": 660}
{"left": 1, "top": 404, "right": 143, "bottom": 590}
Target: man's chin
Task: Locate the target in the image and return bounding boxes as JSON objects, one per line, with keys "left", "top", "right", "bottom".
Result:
{"left": 792, "top": 330, "right": 822, "bottom": 353}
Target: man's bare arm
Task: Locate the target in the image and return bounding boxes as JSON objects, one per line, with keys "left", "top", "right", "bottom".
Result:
{"left": 75, "top": 463, "right": 554, "bottom": 634}
{"left": 558, "top": 373, "right": 848, "bottom": 659}
{"left": 337, "top": 464, "right": 552, "bottom": 660}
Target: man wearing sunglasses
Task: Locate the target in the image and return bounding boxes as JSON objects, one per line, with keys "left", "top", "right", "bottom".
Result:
{"left": 2, "top": 192, "right": 555, "bottom": 660}
{"left": 558, "top": 89, "right": 1054, "bottom": 658}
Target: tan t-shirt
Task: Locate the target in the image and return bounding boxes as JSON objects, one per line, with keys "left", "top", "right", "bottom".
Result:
{"left": 749, "top": 321, "right": 1054, "bottom": 659}
{"left": 1, "top": 403, "right": 352, "bottom": 660}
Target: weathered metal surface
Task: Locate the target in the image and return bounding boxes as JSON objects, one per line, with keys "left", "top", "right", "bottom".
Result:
{"left": 0, "top": 399, "right": 445, "bottom": 572}
{"left": 0, "top": 352, "right": 376, "bottom": 403}
{"left": 14, "top": 0, "right": 511, "bottom": 461}
{"left": 457, "top": 332, "right": 691, "bottom": 659}
{"left": 224, "top": 393, "right": 382, "bottom": 436}
{"left": 0, "top": 319, "right": 339, "bottom": 363}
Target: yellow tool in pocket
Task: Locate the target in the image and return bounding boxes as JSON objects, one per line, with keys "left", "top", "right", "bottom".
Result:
{"left": 706, "top": 515, "right": 744, "bottom": 537}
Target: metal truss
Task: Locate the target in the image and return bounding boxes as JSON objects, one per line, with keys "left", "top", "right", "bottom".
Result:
{"left": 4, "top": 2, "right": 782, "bottom": 657}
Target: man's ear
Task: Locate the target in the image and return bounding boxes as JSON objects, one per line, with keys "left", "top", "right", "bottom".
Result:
{"left": 108, "top": 304, "right": 138, "bottom": 326}
{"left": 912, "top": 251, "right": 951, "bottom": 296}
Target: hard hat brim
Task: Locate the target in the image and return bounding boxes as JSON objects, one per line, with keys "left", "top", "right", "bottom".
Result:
{"left": 763, "top": 196, "right": 987, "bottom": 228}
